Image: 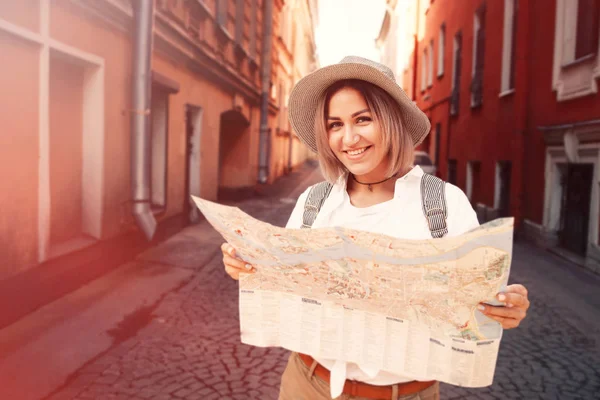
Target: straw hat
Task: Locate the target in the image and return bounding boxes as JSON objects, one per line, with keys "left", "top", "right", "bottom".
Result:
{"left": 288, "top": 56, "right": 431, "bottom": 153}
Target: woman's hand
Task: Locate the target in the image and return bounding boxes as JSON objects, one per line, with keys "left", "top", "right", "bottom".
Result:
{"left": 478, "top": 284, "right": 530, "bottom": 329}
{"left": 221, "top": 242, "right": 255, "bottom": 280}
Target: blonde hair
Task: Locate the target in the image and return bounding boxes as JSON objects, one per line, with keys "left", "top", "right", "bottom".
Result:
{"left": 314, "top": 79, "right": 415, "bottom": 183}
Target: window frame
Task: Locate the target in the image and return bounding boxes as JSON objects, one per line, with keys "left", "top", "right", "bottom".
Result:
{"left": 235, "top": 0, "right": 244, "bottom": 45}
{"left": 470, "top": 3, "right": 486, "bottom": 109}
{"left": 438, "top": 24, "right": 445, "bottom": 77}
{"left": 551, "top": 0, "right": 600, "bottom": 101}
{"left": 428, "top": 39, "right": 434, "bottom": 87}
{"left": 249, "top": 0, "right": 258, "bottom": 60}
{"left": 500, "top": 0, "right": 517, "bottom": 94}
{"left": 450, "top": 31, "right": 462, "bottom": 116}
{"left": 216, "top": 0, "right": 228, "bottom": 28}
{"left": 421, "top": 48, "right": 428, "bottom": 92}
{"left": 150, "top": 85, "right": 169, "bottom": 211}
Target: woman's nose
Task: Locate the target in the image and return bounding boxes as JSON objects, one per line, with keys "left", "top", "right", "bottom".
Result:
{"left": 342, "top": 126, "right": 359, "bottom": 147}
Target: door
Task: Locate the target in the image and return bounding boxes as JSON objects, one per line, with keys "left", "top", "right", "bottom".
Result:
{"left": 560, "top": 163, "right": 593, "bottom": 255}
{"left": 185, "top": 106, "right": 202, "bottom": 223}
{"left": 497, "top": 161, "right": 512, "bottom": 218}
{"left": 447, "top": 159, "right": 457, "bottom": 185}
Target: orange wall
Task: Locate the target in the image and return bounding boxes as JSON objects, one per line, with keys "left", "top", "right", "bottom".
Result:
{"left": 0, "top": 0, "right": 292, "bottom": 278}
{"left": 152, "top": 55, "right": 261, "bottom": 196}
{"left": 48, "top": 0, "right": 264, "bottom": 237}
{"left": 0, "top": 1, "right": 40, "bottom": 33}
{"left": 0, "top": 32, "right": 40, "bottom": 279}
{"left": 49, "top": 0, "right": 134, "bottom": 238}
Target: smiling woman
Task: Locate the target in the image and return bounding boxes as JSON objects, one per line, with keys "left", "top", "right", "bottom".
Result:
{"left": 220, "top": 56, "right": 531, "bottom": 400}
{"left": 314, "top": 79, "right": 414, "bottom": 187}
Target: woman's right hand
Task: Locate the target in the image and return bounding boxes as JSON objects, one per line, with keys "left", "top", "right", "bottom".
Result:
{"left": 221, "top": 242, "right": 255, "bottom": 280}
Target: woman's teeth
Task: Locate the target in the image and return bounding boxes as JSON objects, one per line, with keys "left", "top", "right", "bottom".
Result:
{"left": 347, "top": 147, "right": 369, "bottom": 156}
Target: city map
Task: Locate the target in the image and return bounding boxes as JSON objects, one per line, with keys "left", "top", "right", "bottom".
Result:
{"left": 192, "top": 196, "right": 513, "bottom": 387}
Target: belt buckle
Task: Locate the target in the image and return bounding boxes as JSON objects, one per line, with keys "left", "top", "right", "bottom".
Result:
{"left": 304, "top": 204, "right": 320, "bottom": 211}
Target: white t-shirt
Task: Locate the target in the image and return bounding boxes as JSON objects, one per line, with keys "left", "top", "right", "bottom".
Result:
{"left": 285, "top": 166, "right": 480, "bottom": 398}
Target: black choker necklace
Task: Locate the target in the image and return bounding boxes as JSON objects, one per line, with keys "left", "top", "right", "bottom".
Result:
{"left": 351, "top": 174, "right": 396, "bottom": 192}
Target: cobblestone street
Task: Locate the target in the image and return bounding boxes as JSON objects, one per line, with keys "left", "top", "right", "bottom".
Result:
{"left": 3, "top": 163, "right": 600, "bottom": 400}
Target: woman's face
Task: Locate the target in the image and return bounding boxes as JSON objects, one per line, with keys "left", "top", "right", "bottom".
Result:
{"left": 326, "top": 87, "right": 389, "bottom": 179}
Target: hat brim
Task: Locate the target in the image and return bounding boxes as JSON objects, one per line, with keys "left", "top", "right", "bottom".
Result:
{"left": 288, "top": 62, "right": 431, "bottom": 154}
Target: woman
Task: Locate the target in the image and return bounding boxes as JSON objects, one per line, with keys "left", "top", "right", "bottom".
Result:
{"left": 221, "top": 56, "right": 530, "bottom": 400}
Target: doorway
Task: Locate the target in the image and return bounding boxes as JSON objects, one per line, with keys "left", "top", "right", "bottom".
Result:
{"left": 495, "top": 161, "right": 512, "bottom": 218}
{"left": 218, "top": 109, "right": 250, "bottom": 199}
{"left": 560, "top": 163, "right": 593, "bottom": 255}
{"left": 184, "top": 105, "right": 203, "bottom": 223}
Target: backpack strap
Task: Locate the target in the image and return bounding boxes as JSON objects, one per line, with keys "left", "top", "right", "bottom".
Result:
{"left": 421, "top": 173, "right": 448, "bottom": 238}
{"left": 301, "top": 181, "right": 333, "bottom": 229}
{"left": 301, "top": 175, "right": 448, "bottom": 237}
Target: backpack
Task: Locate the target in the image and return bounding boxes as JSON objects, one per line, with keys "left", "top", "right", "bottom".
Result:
{"left": 300, "top": 173, "right": 448, "bottom": 238}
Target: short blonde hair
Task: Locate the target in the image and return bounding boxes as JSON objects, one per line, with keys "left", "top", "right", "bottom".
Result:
{"left": 314, "top": 79, "right": 415, "bottom": 183}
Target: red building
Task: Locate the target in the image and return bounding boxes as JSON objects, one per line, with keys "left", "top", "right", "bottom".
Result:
{"left": 379, "top": 0, "right": 600, "bottom": 273}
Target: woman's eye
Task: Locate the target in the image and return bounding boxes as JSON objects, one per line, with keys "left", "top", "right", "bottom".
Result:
{"left": 328, "top": 122, "right": 342, "bottom": 130}
{"left": 356, "top": 116, "right": 372, "bottom": 124}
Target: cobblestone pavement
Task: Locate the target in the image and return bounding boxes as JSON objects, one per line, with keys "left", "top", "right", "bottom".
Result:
{"left": 46, "top": 166, "right": 600, "bottom": 400}
{"left": 441, "top": 242, "right": 600, "bottom": 400}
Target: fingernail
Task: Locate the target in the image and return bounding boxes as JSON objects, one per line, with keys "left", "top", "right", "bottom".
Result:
{"left": 498, "top": 294, "right": 506, "bottom": 302}
{"left": 477, "top": 305, "right": 485, "bottom": 311}
{"left": 507, "top": 303, "right": 514, "bottom": 308}
{"left": 245, "top": 264, "right": 252, "bottom": 270}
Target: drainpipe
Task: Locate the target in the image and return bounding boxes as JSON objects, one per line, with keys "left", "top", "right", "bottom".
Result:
{"left": 258, "top": 0, "right": 274, "bottom": 183}
{"left": 130, "top": 0, "right": 156, "bottom": 241}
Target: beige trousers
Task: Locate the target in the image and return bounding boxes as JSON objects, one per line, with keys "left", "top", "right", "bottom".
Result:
{"left": 279, "top": 353, "right": 440, "bottom": 400}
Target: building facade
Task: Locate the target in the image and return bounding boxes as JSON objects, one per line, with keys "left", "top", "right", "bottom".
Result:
{"left": 268, "top": 0, "right": 317, "bottom": 181}
{"left": 0, "top": 0, "right": 315, "bottom": 327}
{"left": 379, "top": 0, "right": 600, "bottom": 273}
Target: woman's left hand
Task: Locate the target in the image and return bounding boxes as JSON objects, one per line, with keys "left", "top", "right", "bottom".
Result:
{"left": 478, "top": 284, "right": 530, "bottom": 329}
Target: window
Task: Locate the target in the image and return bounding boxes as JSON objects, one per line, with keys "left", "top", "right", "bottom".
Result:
{"left": 575, "top": 0, "right": 600, "bottom": 60}
{"left": 501, "top": 0, "right": 518, "bottom": 93}
{"left": 561, "top": 0, "right": 600, "bottom": 65}
{"left": 216, "top": 0, "right": 227, "bottom": 28}
{"left": 280, "top": 5, "right": 287, "bottom": 39}
{"left": 448, "top": 159, "right": 457, "bottom": 185}
{"left": 438, "top": 24, "right": 445, "bottom": 77}
{"left": 466, "top": 162, "right": 473, "bottom": 201}
{"left": 466, "top": 161, "right": 481, "bottom": 202}
{"left": 421, "top": 49, "right": 427, "bottom": 92}
{"left": 494, "top": 161, "right": 512, "bottom": 217}
{"left": 249, "top": 0, "right": 258, "bottom": 60}
{"left": 235, "top": 0, "right": 244, "bottom": 44}
{"left": 450, "top": 32, "right": 462, "bottom": 116}
{"left": 278, "top": 83, "right": 285, "bottom": 129}
{"left": 280, "top": 4, "right": 293, "bottom": 47}
{"left": 552, "top": 0, "right": 600, "bottom": 101}
{"left": 428, "top": 40, "right": 434, "bottom": 87}
{"left": 150, "top": 86, "right": 169, "bottom": 209}
{"left": 471, "top": 4, "right": 486, "bottom": 108}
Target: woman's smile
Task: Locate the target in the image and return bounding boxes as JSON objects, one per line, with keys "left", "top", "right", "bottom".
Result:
{"left": 344, "top": 145, "right": 373, "bottom": 160}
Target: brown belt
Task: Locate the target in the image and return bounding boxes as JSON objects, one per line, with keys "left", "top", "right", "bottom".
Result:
{"left": 298, "top": 353, "right": 436, "bottom": 399}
